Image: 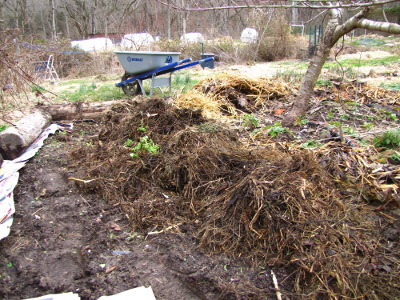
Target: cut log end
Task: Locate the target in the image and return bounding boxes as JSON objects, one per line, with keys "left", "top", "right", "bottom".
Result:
{"left": 0, "top": 109, "right": 52, "bottom": 160}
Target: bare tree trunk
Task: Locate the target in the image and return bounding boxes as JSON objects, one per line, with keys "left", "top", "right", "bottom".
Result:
{"left": 181, "top": 0, "right": 187, "bottom": 35}
{"left": 167, "top": 0, "right": 171, "bottom": 39}
{"left": 65, "top": 13, "right": 70, "bottom": 38}
{"left": 50, "top": 0, "right": 57, "bottom": 41}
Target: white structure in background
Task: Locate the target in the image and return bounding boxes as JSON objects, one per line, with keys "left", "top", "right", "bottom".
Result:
{"left": 180, "top": 32, "right": 205, "bottom": 44}
{"left": 71, "top": 37, "right": 113, "bottom": 52}
{"left": 240, "top": 28, "right": 258, "bottom": 43}
{"left": 121, "top": 33, "right": 155, "bottom": 49}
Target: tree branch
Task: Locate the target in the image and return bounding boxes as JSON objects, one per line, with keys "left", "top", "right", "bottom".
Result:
{"left": 152, "top": 0, "right": 400, "bottom": 11}
{"left": 356, "top": 18, "right": 400, "bottom": 33}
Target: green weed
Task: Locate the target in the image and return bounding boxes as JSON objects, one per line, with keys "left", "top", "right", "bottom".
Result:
{"left": 362, "top": 122, "right": 374, "bottom": 129}
{"left": 130, "top": 136, "right": 160, "bottom": 158}
{"left": 388, "top": 151, "right": 400, "bottom": 164}
{"left": 302, "top": 139, "right": 322, "bottom": 149}
{"left": 264, "top": 122, "right": 291, "bottom": 137}
{"left": 243, "top": 114, "right": 260, "bottom": 129}
{"left": 373, "top": 129, "right": 400, "bottom": 149}
{"left": 124, "top": 138, "right": 134, "bottom": 147}
{"left": 137, "top": 120, "right": 148, "bottom": 132}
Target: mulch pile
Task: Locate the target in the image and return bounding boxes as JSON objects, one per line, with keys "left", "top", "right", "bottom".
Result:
{"left": 71, "top": 77, "right": 399, "bottom": 299}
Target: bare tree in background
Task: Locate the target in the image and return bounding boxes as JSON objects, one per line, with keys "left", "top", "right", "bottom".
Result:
{"left": 154, "top": 0, "right": 400, "bottom": 123}
{"left": 50, "top": 0, "right": 57, "bottom": 40}
{"left": 286, "top": 3, "right": 400, "bottom": 124}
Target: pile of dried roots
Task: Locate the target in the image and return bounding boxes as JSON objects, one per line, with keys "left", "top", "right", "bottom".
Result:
{"left": 71, "top": 97, "right": 399, "bottom": 299}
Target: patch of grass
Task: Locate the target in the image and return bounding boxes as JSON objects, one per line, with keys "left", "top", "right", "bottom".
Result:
{"left": 353, "top": 37, "right": 386, "bottom": 47}
{"left": 58, "top": 83, "right": 125, "bottom": 102}
{"left": 325, "top": 56, "right": 400, "bottom": 69}
{"left": 380, "top": 82, "right": 400, "bottom": 91}
{"left": 58, "top": 78, "right": 92, "bottom": 86}
{"left": 272, "top": 61, "right": 308, "bottom": 69}
{"left": 31, "top": 85, "right": 46, "bottom": 93}
{"left": 316, "top": 79, "right": 332, "bottom": 87}
{"left": 326, "top": 65, "right": 358, "bottom": 79}
{"left": 172, "top": 71, "right": 198, "bottom": 94}
{"left": 274, "top": 69, "right": 303, "bottom": 83}
{"left": 0, "top": 124, "right": 8, "bottom": 132}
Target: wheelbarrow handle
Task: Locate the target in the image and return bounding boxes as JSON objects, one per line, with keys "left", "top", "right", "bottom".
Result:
{"left": 156, "top": 57, "right": 215, "bottom": 75}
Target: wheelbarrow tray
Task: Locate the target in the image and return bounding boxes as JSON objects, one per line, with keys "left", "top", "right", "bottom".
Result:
{"left": 114, "top": 51, "right": 180, "bottom": 75}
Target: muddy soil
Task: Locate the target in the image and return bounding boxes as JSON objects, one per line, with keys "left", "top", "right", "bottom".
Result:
{"left": 0, "top": 120, "right": 282, "bottom": 300}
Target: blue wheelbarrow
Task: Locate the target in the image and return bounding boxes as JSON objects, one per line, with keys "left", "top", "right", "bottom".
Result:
{"left": 115, "top": 51, "right": 214, "bottom": 96}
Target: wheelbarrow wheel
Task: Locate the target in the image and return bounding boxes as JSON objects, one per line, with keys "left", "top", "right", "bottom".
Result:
{"left": 121, "top": 73, "right": 142, "bottom": 96}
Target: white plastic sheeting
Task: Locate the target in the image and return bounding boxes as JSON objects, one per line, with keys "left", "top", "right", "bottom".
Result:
{"left": 240, "top": 28, "right": 258, "bottom": 43}
{"left": 0, "top": 124, "right": 69, "bottom": 240}
{"left": 23, "top": 287, "right": 156, "bottom": 300}
{"left": 71, "top": 38, "right": 113, "bottom": 52}
{"left": 121, "top": 33, "right": 155, "bottom": 49}
{"left": 180, "top": 32, "right": 205, "bottom": 44}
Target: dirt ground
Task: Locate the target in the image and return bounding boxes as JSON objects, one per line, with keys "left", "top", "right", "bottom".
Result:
{"left": 0, "top": 119, "right": 284, "bottom": 300}
{"left": 0, "top": 59, "right": 399, "bottom": 299}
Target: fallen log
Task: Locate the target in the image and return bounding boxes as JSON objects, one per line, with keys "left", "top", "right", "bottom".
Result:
{"left": 41, "top": 100, "right": 118, "bottom": 121}
{"left": 0, "top": 109, "right": 52, "bottom": 159}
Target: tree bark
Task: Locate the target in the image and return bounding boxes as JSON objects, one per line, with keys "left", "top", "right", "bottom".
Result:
{"left": 0, "top": 109, "right": 52, "bottom": 159}
{"left": 50, "top": 0, "right": 57, "bottom": 41}
{"left": 41, "top": 100, "right": 118, "bottom": 121}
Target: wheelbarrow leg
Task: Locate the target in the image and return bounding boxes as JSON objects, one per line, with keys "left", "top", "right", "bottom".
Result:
{"left": 137, "top": 79, "right": 147, "bottom": 96}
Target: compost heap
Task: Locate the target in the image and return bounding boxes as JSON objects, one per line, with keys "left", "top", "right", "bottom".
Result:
{"left": 71, "top": 80, "right": 399, "bottom": 299}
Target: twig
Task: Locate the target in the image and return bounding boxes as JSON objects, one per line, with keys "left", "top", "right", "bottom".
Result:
{"left": 271, "top": 270, "right": 283, "bottom": 300}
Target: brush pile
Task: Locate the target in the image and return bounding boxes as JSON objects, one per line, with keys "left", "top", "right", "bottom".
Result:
{"left": 71, "top": 92, "right": 399, "bottom": 298}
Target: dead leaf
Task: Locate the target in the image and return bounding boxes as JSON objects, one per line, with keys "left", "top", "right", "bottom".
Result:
{"left": 274, "top": 108, "right": 285, "bottom": 115}
{"left": 109, "top": 223, "right": 121, "bottom": 231}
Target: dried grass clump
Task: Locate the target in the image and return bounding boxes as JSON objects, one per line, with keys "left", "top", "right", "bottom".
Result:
{"left": 175, "top": 74, "right": 292, "bottom": 117}
{"left": 174, "top": 90, "right": 228, "bottom": 119}
{"left": 195, "top": 73, "right": 291, "bottom": 102}
{"left": 72, "top": 98, "right": 400, "bottom": 299}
